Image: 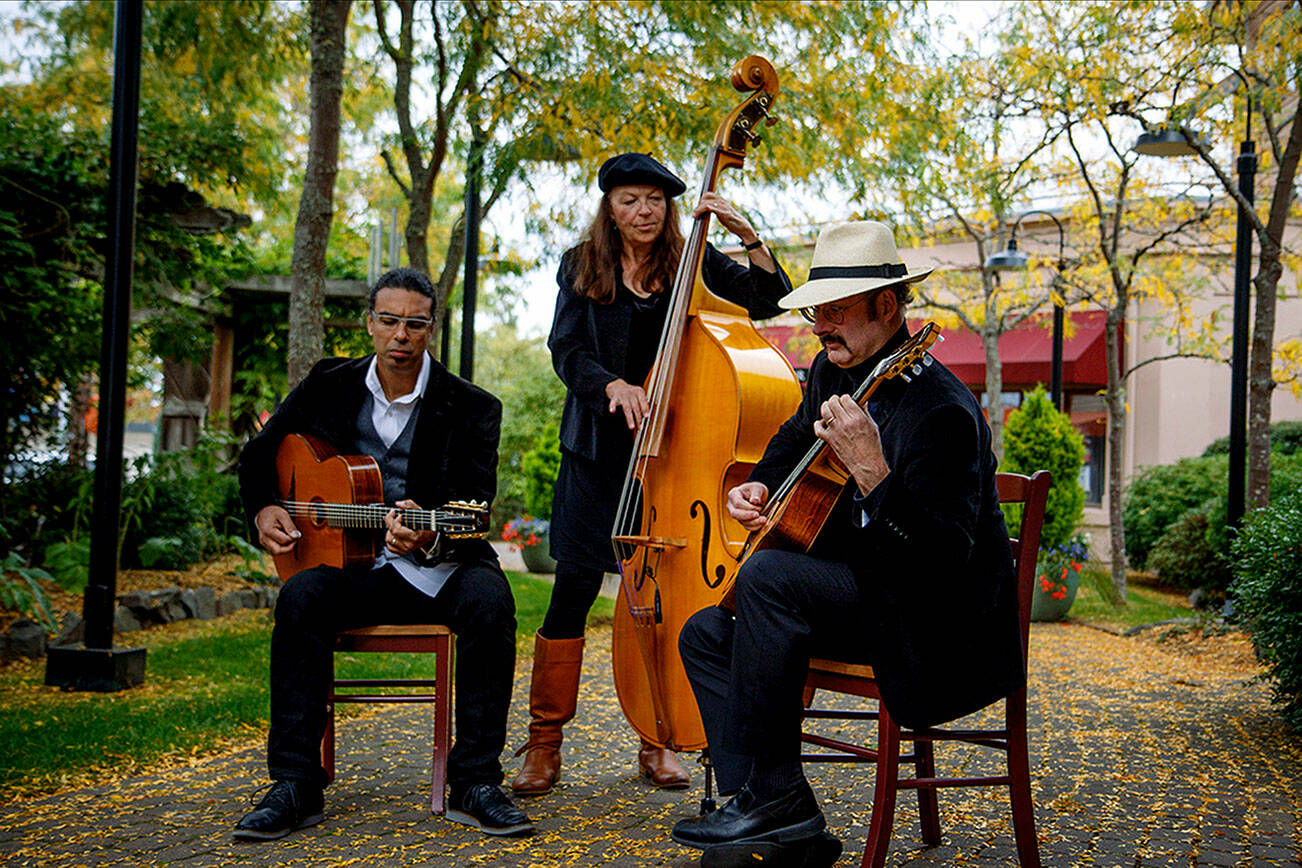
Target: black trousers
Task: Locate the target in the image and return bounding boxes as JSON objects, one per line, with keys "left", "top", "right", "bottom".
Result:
{"left": 678, "top": 550, "right": 871, "bottom": 795}
{"left": 268, "top": 562, "right": 516, "bottom": 790}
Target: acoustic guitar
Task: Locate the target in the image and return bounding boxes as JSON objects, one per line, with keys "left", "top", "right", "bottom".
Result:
{"left": 718, "top": 323, "right": 942, "bottom": 608}
{"left": 271, "top": 432, "right": 488, "bottom": 581}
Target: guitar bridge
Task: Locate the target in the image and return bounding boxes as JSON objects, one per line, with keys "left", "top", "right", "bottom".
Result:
{"left": 611, "top": 534, "right": 688, "bottom": 551}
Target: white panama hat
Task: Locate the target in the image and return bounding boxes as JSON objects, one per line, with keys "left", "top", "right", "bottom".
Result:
{"left": 780, "top": 221, "right": 933, "bottom": 310}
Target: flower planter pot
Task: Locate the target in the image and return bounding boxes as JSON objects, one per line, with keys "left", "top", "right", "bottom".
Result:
{"left": 1030, "top": 566, "right": 1080, "bottom": 622}
{"left": 520, "top": 537, "right": 557, "bottom": 574}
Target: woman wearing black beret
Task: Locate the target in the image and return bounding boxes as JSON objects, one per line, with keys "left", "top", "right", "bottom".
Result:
{"left": 511, "top": 153, "right": 793, "bottom": 795}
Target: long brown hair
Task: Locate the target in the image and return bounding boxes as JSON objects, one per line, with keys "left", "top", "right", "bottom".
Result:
{"left": 572, "top": 193, "right": 686, "bottom": 304}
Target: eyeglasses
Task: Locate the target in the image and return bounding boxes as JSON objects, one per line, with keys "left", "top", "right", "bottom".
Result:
{"left": 799, "top": 294, "right": 868, "bottom": 325}
{"left": 371, "top": 311, "right": 434, "bottom": 333}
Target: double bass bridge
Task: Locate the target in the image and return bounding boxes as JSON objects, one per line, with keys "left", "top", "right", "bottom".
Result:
{"left": 612, "top": 535, "right": 687, "bottom": 626}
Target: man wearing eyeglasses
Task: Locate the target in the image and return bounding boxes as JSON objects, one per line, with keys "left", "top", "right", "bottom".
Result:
{"left": 234, "top": 267, "right": 533, "bottom": 841}
{"left": 671, "top": 222, "right": 1024, "bottom": 863}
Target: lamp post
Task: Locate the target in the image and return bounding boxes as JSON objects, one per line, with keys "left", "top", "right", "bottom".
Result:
{"left": 1133, "top": 114, "right": 1254, "bottom": 531}
{"left": 985, "top": 211, "right": 1067, "bottom": 411}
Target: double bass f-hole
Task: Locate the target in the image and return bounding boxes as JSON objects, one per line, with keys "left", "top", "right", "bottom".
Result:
{"left": 689, "top": 500, "right": 725, "bottom": 589}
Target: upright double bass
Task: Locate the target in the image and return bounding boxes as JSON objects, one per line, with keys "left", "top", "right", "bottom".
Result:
{"left": 610, "top": 56, "right": 803, "bottom": 752}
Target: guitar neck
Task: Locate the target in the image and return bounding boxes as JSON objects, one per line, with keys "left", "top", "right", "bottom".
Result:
{"left": 281, "top": 501, "right": 443, "bottom": 530}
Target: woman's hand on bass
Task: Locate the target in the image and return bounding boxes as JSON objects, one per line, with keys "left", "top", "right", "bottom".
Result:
{"left": 606, "top": 378, "right": 650, "bottom": 429}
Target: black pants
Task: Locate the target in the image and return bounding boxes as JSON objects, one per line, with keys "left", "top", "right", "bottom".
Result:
{"left": 540, "top": 561, "right": 605, "bottom": 639}
{"left": 678, "top": 550, "right": 871, "bottom": 795}
{"left": 268, "top": 562, "right": 516, "bottom": 789}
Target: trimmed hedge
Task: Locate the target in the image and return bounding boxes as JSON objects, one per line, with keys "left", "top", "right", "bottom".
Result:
{"left": 1231, "top": 487, "right": 1302, "bottom": 731}
{"left": 1000, "top": 385, "right": 1085, "bottom": 549}
{"left": 1123, "top": 453, "right": 1302, "bottom": 573}
{"left": 1203, "top": 420, "right": 1302, "bottom": 457}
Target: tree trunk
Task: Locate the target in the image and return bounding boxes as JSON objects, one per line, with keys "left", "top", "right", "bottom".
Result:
{"left": 1245, "top": 105, "right": 1302, "bottom": 510}
{"left": 983, "top": 327, "right": 1004, "bottom": 463}
{"left": 1104, "top": 305, "right": 1127, "bottom": 603}
{"left": 287, "top": 0, "right": 351, "bottom": 388}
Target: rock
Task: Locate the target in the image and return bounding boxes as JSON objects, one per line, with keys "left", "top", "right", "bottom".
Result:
{"left": 119, "top": 587, "right": 184, "bottom": 623}
{"left": 8, "top": 619, "right": 47, "bottom": 658}
{"left": 52, "top": 612, "right": 85, "bottom": 647}
{"left": 181, "top": 587, "right": 217, "bottom": 620}
{"left": 114, "top": 605, "right": 142, "bottom": 634}
{"left": 216, "top": 591, "right": 245, "bottom": 617}
{"left": 1221, "top": 597, "right": 1238, "bottom": 623}
{"left": 157, "top": 599, "right": 189, "bottom": 624}
{"left": 237, "top": 589, "right": 260, "bottom": 610}
{"left": 1188, "top": 587, "right": 1226, "bottom": 611}
{"left": 265, "top": 585, "right": 279, "bottom": 608}
{"left": 0, "top": 634, "right": 10, "bottom": 664}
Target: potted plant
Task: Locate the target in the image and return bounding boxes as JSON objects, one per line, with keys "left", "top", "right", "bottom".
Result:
{"left": 504, "top": 516, "right": 555, "bottom": 574}
{"left": 1030, "top": 535, "right": 1088, "bottom": 622}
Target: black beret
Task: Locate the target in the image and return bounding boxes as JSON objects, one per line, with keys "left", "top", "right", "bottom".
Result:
{"left": 597, "top": 153, "right": 686, "bottom": 197}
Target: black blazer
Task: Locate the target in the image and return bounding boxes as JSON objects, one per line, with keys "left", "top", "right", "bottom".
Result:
{"left": 548, "top": 243, "right": 792, "bottom": 462}
{"left": 748, "top": 325, "right": 1025, "bottom": 729}
{"left": 237, "top": 355, "right": 501, "bottom": 565}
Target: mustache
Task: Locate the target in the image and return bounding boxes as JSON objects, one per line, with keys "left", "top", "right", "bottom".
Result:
{"left": 819, "top": 335, "right": 844, "bottom": 348}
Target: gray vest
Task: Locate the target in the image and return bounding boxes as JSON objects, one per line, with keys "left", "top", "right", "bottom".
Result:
{"left": 354, "top": 396, "right": 419, "bottom": 504}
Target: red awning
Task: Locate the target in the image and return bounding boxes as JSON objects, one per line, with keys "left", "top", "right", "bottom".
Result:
{"left": 912, "top": 310, "right": 1111, "bottom": 390}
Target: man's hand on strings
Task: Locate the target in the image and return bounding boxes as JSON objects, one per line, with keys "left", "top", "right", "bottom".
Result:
{"left": 606, "top": 378, "right": 651, "bottom": 430}
{"left": 255, "top": 505, "right": 300, "bottom": 555}
{"left": 384, "top": 499, "right": 438, "bottom": 555}
{"left": 813, "top": 394, "right": 890, "bottom": 497}
{"left": 727, "top": 482, "right": 771, "bottom": 531}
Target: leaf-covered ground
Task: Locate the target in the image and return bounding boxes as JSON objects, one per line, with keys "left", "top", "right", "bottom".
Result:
{"left": 0, "top": 622, "right": 1298, "bottom": 866}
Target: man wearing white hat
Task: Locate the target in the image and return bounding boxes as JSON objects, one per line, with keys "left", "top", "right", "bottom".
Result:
{"left": 672, "top": 221, "right": 1025, "bottom": 857}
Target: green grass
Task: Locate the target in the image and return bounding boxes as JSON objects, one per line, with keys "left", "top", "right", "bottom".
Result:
{"left": 0, "top": 570, "right": 612, "bottom": 802}
{"left": 1067, "top": 565, "right": 1194, "bottom": 629}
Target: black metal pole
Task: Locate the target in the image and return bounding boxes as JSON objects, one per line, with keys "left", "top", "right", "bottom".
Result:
{"left": 459, "top": 127, "right": 484, "bottom": 382}
{"left": 1227, "top": 139, "right": 1255, "bottom": 530}
{"left": 45, "top": 0, "right": 147, "bottom": 691}
{"left": 1051, "top": 302, "right": 1064, "bottom": 411}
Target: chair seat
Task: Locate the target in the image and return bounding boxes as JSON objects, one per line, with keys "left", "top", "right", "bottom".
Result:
{"left": 808, "top": 657, "right": 875, "bottom": 679}
{"left": 335, "top": 624, "right": 453, "bottom": 653}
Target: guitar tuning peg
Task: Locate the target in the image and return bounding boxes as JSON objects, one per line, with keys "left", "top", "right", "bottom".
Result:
{"left": 766, "top": 115, "right": 778, "bottom": 127}
{"left": 900, "top": 373, "right": 913, "bottom": 383}
{"left": 936, "top": 334, "right": 946, "bottom": 343}
{"left": 911, "top": 363, "right": 922, "bottom": 375}
{"left": 922, "top": 354, "right": 934, "bottom": 366}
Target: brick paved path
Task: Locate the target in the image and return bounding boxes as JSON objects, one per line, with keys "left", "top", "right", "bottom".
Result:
{"left": 1, "top": 623, "right": 1299, "bottom": 866}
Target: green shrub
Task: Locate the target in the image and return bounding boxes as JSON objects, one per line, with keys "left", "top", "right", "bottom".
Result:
{"left": 138, "top": 536, "right": 188, "bottom": 570}
{"left": 41, "top": 539, "right": 89, "bottom": 592}
{"left": 1146, "top": 502, "right": 1233, "bottom": 591}
{"left": 1000, "top": 385, "right": 1086, "bottom": 549}
{"left": 1231, "top": 487, "right": 1302, "bottom": 731}
{"left": 521, "top": 421, "right": 561, "bottom": 520}
{"left": 1203, "top": 420, "right": 1302, "bottom": 457}
{"left": 0, "top": 553, "right": 57, "bottom": 631}
{"left": 1124, "top": 453, "right": 1302, "bottom": 570}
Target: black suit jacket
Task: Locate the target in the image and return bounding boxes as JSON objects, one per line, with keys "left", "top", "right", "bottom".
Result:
{"left": 237, "top": 355, "right": 501, "bottom": 566}
{"left": 748, "top": 325, "right": 1025, "bottom": 729}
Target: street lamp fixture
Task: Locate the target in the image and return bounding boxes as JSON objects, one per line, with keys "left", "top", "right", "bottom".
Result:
{"left": 1131, "top": 108, "right": 1254, "bottom": 531}
{"left": 985, "top": 211, "right": 1067, "bottom": 411}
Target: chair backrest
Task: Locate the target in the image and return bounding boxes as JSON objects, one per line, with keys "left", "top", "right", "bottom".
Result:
{"left": 995, "top": 470, "right": 1053, "bottom": 653}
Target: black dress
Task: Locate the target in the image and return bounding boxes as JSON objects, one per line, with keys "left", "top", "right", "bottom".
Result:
{"left": 547, "top": 243, "right": 792, "bottom": 572}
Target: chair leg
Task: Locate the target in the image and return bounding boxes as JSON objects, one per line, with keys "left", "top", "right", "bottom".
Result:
{"left": 322, "top": 657, "right": 337, "bottom": 784}
{"left": 861, "top": 705, "right": 901, "bottom": 868}
{"left": 1005, "top": 690, "right": 1041, "bottom": 868}
{"left": 913, "top": 737, "right": 942, "bottom": 845}
{"left": 428, "top": 634, "right": 453, "bottom": 816}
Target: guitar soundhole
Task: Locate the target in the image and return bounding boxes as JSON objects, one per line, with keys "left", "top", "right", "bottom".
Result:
{"left": 309, "top": 499, "right": 327, "bottom": 527}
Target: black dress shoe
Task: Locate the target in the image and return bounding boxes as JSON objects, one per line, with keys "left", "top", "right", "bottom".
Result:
{"left": 701, "top": 830, "right": 843, "bottom": 868}
{"left": 670, "top": 782, "right": 825, "bottom": 850}
{"left": 447, "top": 783, "right": 536, "bottom": 837}
{"left": 232, "top": 780, "right": 324, "bottom": 841}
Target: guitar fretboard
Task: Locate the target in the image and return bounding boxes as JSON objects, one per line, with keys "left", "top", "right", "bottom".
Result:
{"left": 281, "top": 501, "right": 474, "bottom": 531}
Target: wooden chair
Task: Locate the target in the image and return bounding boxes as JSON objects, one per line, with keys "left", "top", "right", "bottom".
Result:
{"left": 322, "top": 624, "right": 455, "bottom": 815}
{"left": 801, "top": 470, "right": 1051, "bottom": 868}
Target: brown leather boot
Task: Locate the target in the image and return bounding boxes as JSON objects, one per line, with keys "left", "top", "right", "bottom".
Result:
{"left": 510, "top": 633, "right": 584, "bottom": 795}
{"left": 638, "top": 740, "right": 691, "bottom": 789}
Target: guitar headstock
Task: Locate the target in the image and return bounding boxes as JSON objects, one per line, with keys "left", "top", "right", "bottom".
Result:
{"left": 871, "top": 322, "right": 942, "bottom": 384}
{"left": 440, "top": 500, "right": 490, "bottom": 539}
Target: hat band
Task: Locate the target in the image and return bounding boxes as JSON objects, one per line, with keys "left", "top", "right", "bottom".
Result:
{"left": 807, "top": 263, "right": 907, "bottom": 281}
